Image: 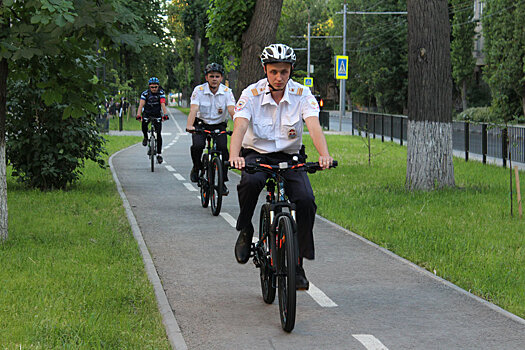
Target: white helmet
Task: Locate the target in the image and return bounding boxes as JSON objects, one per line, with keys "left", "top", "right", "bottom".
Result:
{"left": 260, "top": 44, "right": 296, "bottom": 67}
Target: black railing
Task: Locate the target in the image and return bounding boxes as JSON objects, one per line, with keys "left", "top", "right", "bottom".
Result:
{"left": 352, "top": 110, "right": 525, "bottom": 167}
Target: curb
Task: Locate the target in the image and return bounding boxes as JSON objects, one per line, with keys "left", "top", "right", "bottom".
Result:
{"left": 109, "top": 145, "right": 188, "bottom": 350}
{"left": 316, "top": 215, "right": 525, "bottom": 326}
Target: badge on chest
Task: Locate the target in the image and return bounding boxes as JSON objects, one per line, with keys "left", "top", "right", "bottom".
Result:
{"left": 288, "top": 128, "right": 297, "bottom": 139}
{"left": 217, "top": 107, "right": 223, "bottom": 114}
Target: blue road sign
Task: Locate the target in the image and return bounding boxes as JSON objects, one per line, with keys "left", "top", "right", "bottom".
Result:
{"left": 304, "top": 77, "right": 313, "bottom": 87}
{"left": 335, "top": 55, "right": 349, "bottom": 80}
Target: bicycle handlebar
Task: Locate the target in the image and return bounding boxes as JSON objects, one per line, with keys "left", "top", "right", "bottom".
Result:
{"left": 186, "top": 127, "right": 232, "bottom": 136}
{"left": 227, "top": 160, "right": 338, "bottom": 174}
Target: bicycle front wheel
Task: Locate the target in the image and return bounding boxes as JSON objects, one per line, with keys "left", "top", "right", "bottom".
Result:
{"left": 210, "top": 156, "right": 223, "bottom": 216}
{"left": 259, "top": 204, "right": 276, "bottom": 304}
{"left": 277, "top": 215, "right": 296, "bottom": 332}
{"left": 200, "top": 154, "right": 209, "bottom": 208}
{"left": 149, "top": 135, "right": 156, "bottom": 172}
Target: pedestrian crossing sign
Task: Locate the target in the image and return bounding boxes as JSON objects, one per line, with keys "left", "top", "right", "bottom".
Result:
{"left": 335, "top": 55, "right": 348, "bottom": 80}
{"left": 303, "top": 77, "right": 313, "bottom": 87}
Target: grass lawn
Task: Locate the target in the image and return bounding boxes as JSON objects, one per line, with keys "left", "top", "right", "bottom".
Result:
{"left": 0, "top": 136, "right": 171, "bottom": 349}
{"left": 303, "top": 134, "right": 525, "bottom": 318}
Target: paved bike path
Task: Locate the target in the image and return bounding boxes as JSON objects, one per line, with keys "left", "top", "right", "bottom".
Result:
{"left": 111, "top": 108, "right": 525, "bottom": 350}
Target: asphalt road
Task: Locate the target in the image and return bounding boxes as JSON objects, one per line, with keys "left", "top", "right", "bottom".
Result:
{"left": 111, "top": 108, "right": 525, "bottom": 350}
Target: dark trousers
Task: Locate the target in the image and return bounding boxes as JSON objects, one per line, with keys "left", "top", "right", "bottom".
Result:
{"left": 236, "top": 150, "right": 317, "bottom": 260}
{"left": 190, "top": 120, "right": 229, "bottom": 181}
{"left": 142, "top": 118, "right": 162, "bottom": 154}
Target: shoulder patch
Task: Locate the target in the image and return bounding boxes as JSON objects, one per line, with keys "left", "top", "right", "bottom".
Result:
{"left": 235, "top": 96, "right": 249, "bottom": 113}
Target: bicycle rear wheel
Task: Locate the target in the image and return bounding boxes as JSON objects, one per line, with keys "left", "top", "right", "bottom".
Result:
{"left": 210, "top": 156, "right": 223, "bottom": 216}
{"left": 200, "top": 154, "right": 209, "bottom": 208}
{"left": 277, "top": 215, "right": 296, "bottom": 332}
{"left": 259, "top": 204, "right": 276, "bottom": 304}
{"left": 149, "top": 135, "right": 156, "bottom": 172}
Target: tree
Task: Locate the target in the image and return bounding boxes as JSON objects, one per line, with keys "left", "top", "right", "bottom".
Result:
{"left": 483, "top": 0, "right": 525, "bottom": 120}
{"left": 450, "top": 0, "right": 476, "bottom": 112}
{"left": 207, "top": 0, "right": 283, "bottom": 98}
{"left": 406, "top": 0, "right": 455, "bottom": 190}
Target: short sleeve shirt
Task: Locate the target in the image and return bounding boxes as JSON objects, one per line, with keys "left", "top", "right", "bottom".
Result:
{"left": 233, "top": 78, "right": 320, "bottom": 154}
{"left": 190, "top": 83, "right": 235, "bottom": 125}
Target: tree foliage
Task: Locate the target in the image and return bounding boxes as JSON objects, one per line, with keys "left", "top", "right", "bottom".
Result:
{"left": 483, "top": 0, "right": 525, "bottom": 120}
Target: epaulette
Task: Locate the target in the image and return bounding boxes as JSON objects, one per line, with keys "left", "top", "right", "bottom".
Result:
{"left": 224, "top": 87, "right": 229, "bottom": 92}
{"left": 289, "top": 87, "right": 303, "bottom": 96}
{"left": 199, "top": 86, "right": 204, "bottom": 91}
{"left": 251, "top": 88, "right": 259, "bottom": 96}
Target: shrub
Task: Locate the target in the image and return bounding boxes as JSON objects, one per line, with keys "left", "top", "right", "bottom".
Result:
{"left": 457, "top": 107, "right": 498, "bottom": 123}
{"left": 6, "top": 81, "right": 106, "bottom": 190}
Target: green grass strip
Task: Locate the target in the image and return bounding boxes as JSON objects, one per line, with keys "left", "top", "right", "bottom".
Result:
{"left": 0, "top": 136, "right": 170, "bottom": 349}
{"left": 304, "top": 134, "right": 525, "bottom": 318}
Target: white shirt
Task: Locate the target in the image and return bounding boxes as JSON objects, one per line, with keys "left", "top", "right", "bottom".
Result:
{"left": 190, "top": 83, "right": 235, "bottom": 125}
{"left": 233, "top": 78, "right": 320, "bottom": 154}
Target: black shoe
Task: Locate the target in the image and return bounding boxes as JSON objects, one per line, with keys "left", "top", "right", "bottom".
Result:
{"left": 142, "top": 138, "right": 147, "bottom": 146}
{"left": 157, "top": 155, "right": 163, "bottom": 164}
{"left": 190, "top": 167, "right": 198, "bottom": 182}
{"left": 222, "top": 184, "right": 229, "bottom": 196}
{"left": 234, "top": 226, "right": 254, "bottom": 264}
{"left": 296, "top": 265, "right": 310, "bottom": 290}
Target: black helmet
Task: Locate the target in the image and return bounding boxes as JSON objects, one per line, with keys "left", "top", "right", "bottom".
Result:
{"left": 204, "top": 63, "right": 224, "bottom": 76}
{"left": 260, "top": 44, "right": 296, "bottom": 67}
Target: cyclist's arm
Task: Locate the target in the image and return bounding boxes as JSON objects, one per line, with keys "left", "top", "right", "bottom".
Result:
{"left": 304, "top": 116, "right": 333, "bottom": 169}
{"left": 161, "top": 101, "right": 168, "bottom": 117}
{"left": 229, "top": 117, "right": 249, "bottom": 169}
{"left": 227, "top": 105, "right": 235, "bottom": 119}
{"left": 137, "top": 99, "right": 146, "bottom": 118}
{"left": 186, "top": 104, "right": 199, "bottom": 131}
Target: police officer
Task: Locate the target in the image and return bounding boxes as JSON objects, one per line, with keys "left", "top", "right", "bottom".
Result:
{"left": 229, "top": 44, "right": 333, "bottom": 290}
{"left": 186, "top": 63, "right": 235, "bottom": 194}
{"left": 137, "top": 77, "right": 169, "bottom": 164}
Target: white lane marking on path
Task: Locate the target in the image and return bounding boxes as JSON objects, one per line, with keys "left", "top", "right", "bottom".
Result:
{"left": 161, "top": 132, "right": 172, "bottom": 136}
{"left": 197, "top": 196, "right": 201, "bottom": 200}
{"left": 165, "top": 165, "right": 175, "bottom": 172}
{"left": 352, "top": 335, "right": 389, "bottom": 350}
{"left": 183, "top": 183, "right": 197, "bottom": 191}
{"left": 307, "top": 283, "right": 338, "bottom": 307}
{"left": 220, "top": 212, "right": 237, "bottom": 228}
{"left": 174, "top": 173, "right": 185, "bottom": 181}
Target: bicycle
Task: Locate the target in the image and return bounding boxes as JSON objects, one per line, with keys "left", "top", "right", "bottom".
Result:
{"left": 187, "top": 127, "right": 232, "bottom": 216}
{"left": 241, "top": 158, "right": 337, "bottom": 332}
{"left": 145, "top": 117, "right": 162, "bottom": 172}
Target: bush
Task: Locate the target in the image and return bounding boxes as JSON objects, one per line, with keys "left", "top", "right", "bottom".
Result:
{"left": 6, "top": 82, "right": 106, "bottom": 190}
{"left": 457, "top": 107, "right": 498, "bottom": 123}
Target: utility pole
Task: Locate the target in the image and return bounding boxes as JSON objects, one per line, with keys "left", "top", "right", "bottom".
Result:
{"left": 307, "top": 10, "right": 311, "bottom": 77}
{"left": 339, "top": 1, "right": 347, "bottom": 131}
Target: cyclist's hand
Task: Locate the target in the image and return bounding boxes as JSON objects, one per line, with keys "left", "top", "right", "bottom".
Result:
{"left": 318, "top": 155, "right": 333, "bottom": 170}
{"left": 162, "top": 114, "right": 169, "bottom": 121}
{"left": 186, "top": 125, "right": 195, "bottom": 132}
{"left": 229, "top": 156, "right": 245, "bottom": 170}
{"left": 136, "top": 114, "right": 142, "bottom": 121}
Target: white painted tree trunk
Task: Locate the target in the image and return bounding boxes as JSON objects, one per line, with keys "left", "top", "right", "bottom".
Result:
{"left": 406, "top": 120, "right": 455, "bottom": 190}
{"left": 0, "top": 140, "right": 6, "bottom": 242}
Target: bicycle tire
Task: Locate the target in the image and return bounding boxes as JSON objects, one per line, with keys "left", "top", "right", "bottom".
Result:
{"left": 210, "top": 156, "right": 223, "bottom": 216}
{"left": 200, "top": 154, "right": 209, "bottom": 208}
{"left": 259, "top": 204, "right": 276, "bottom": 304}
{"left": 277, "top": 215, "right": 296, "bottom": 332}
{"left": 150, "top": 135, "right": 156, "bottom": 172}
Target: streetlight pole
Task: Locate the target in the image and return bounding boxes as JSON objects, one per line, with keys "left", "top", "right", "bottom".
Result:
{"left": 307, "top": 10, "right": 311, "bottom": 77}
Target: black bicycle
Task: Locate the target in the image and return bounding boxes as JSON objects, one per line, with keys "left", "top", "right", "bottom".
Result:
{"left": 145, "top": 117, "right": 162, "bottom": 172}
{"left": 243, "top": 158, "right": 337, "bottom": 332}
{"left": 188, "top": 128, "right": 232, "bottom": 216}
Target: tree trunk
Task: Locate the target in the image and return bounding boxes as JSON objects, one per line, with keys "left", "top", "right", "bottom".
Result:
{"left": 461, "top": 79, "right": 467, "bottom": 111}
{"left": 406, "top": 0, "right": 455, "bottom": 191}
{"left": 236, "top": 0, "right": 284, "bottom": 99}
{"left": 193, "top": 31, "right": 201, "bottom": 89}
{"left": 0, "top": 57, "right": 8, "bottom": 242}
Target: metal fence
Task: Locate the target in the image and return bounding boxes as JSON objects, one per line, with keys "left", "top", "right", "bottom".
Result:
{"left": 352, "top": 110, "right": 525, "bottom": 167}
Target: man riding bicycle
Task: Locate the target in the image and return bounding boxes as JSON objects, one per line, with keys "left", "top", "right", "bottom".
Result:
{"left": 137, "top": 77, "right": 169, "bottom": 164}
{"left": 229, "top": 44, "right": 333, "bottom": 290}
{"left": 186, "top": 63, "right": 235, "bottom": 194}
